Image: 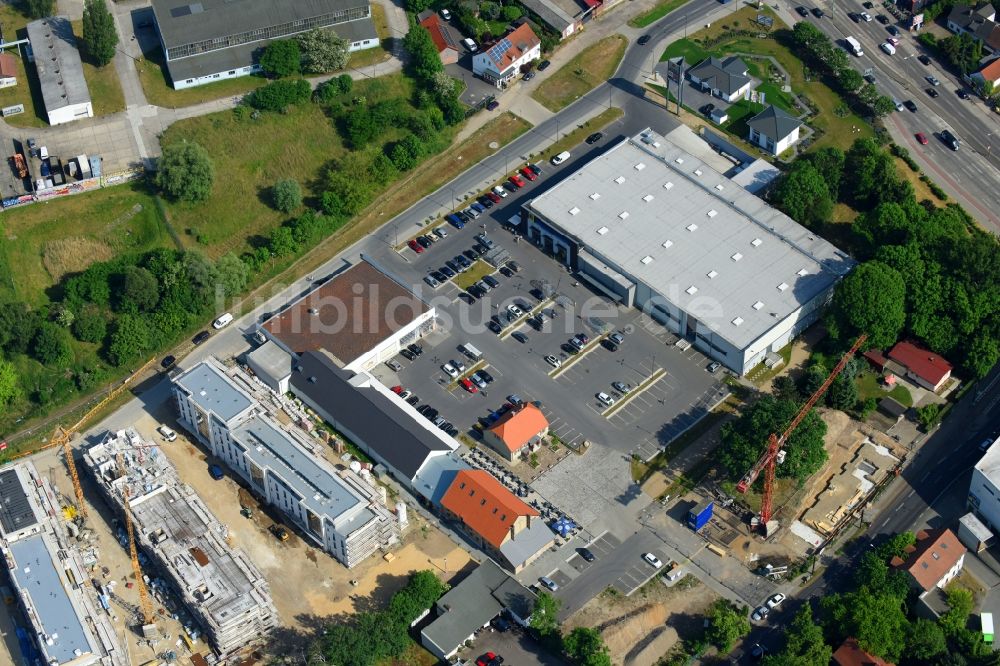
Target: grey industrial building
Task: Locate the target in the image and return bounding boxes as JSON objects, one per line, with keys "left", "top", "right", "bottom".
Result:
{"left": 26, "top": 17, "right": 93, "bottom": 125}
{"left": 83, "top": 428, "right": 278, "bottom": 657}
{"left": 172, "top": 358, "right": 401, "bottom": 568}
{"left": 152, "top": 0, "right": 379, "bottom": 89}
{"left": 522, "top": 127, "right": 855, "bottom": 375}
{"left": 0, "top": 463, "right": 127, "bottom": 666}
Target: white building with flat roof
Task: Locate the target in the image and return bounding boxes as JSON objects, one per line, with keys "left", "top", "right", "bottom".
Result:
{"left": 969, "top": 435, "right": 1000, "bottom": 530}
{"left": 522, "top": 127, "right": 855, "bottom": 374}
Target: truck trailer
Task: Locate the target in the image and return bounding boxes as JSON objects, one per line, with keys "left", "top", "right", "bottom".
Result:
{"left": 688, "top": 500, "right": 714, "bottom": 531}
{"left": 846, "top": 36, "right": 864, "bottom": 56}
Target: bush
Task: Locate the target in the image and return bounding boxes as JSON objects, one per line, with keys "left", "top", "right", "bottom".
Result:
{"left": 33, "top": 322, "right": 73, "bottom": 367}
{"left": 249, "top": 78, "right": 311, "bottom": 111}
{"left": 502, "top": 5, "right": 524, "bottom": 21}
{"left": 272, "top": 178, "right": 302, "bottom": 213}
{"left": 72, "top": 306, "right": 107, "bottom": 343}
{"left": 155, "top": 141, "right": 215, "bottom": 202}
{"left": 260, "top": 39, "right": 301, "bottom": 77}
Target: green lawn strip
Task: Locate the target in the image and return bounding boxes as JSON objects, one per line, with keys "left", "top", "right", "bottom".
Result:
{"left": 70, "top": 20, "right": 125, "bottom": 117}
{"left": 857, "top": 371, "right": 913, "bottom": 407}
{"left": 603, "top": 368, "right": 666, "bottom": 418}
{"left": 452, "top": 260, "right": 495, "bottom": 290}
{"left": 0, "top": 45, "right": 46, "bottom": 127}
{"left": 629, "top": 0, "right": 691, "bottom": 29}
{"left": 745, "top": 342, "right": 792, "bottom": 386}
{"left": 531, "top": 35, "right": 628, "bottom": 112}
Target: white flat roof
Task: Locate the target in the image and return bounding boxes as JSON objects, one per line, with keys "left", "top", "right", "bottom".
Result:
{"left": 525, "top": 128, "right": 855, "bottom": 350}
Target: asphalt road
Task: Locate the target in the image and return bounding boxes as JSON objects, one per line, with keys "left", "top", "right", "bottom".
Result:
{"left": 789, "top": 0, "right": 1000, "bottom": 231}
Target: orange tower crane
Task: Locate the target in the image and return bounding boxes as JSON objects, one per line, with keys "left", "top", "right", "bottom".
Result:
{"left": 118, "top": 453, "right": 154, "bottom": 626}
{"left": 736, "top": 334, "right": 868, "bottom": 529}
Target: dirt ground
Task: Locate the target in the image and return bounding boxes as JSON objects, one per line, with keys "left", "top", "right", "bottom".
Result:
{"left": 565, "top": 578, "right": 717, "bottom": 666}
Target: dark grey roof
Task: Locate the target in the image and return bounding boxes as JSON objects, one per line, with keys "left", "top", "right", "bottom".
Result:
{"left": 152, "top": 0, "right": 370, "bottom": 49}
{"left": 0, "top": 469, "right": 36, "bottom": 535}
{"left": 163, "top": 17, "right": 377, "bottom": 82}
{"left": 290, "top": 351, "right": 453, "bottom": 480}
{"left": 26, "top": 17, "right": 91, "bottom": 113}
{"left": 948, "top": 3, "right": 995, "bottom": 29}
{"left": 746, "top": 104, "right": 802, "bottom": 140}
{"left": 878, "top": 397, "right": 908, "bottom": 418}
{"left": 688, "top": 56, "right": 751, "bottom": 96}
{"left": 519, "top": 0, "right": 575, "bottom": 32}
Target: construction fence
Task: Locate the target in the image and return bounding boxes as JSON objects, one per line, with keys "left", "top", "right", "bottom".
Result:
{"left": 1, "top": 166, "right": 145, "bottom": 210}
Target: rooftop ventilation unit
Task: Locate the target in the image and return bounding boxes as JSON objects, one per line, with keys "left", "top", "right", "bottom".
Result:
{"left": 731, "top": 252, "right": 742, "bottom": 262}
{"left": 777, "top": 282, "right": 788, "bottom": 291}
{"left": 685, "top": 285, "right": 698, "bottom": 295}
{"left": 694, "top": 169, "right": 703, "bottom": 176}
{"left": 662, "top": 240, "right": 673, "bottom": 248}
{"left": 614, "top": 176, "right": 625, "bottom": 184}
{"left": 686, "top": 223, "right": 697, "bottom": 232}
{"left": 640, "top": 255, "right": 653, "bottom": 265}
{"left": 707, "top": 270, "right": 718, "bottom": 279}
{"left": 797, "top": 268, "right": 809, "bottom": 276}
{"left": 642, "top": 194, "right": 654, "bottom": 202}
{"left": 752, "top": 301, "right": 764, "bottom": 310}
{"left": 751, "top": 238, "right": 762, "bottom": 247}
{"left": 715, "top": 184, "right": 724, "bottom": 191}
{"left": 707, "top": 209, "right": 717, "bottom": 218}
{"left": 618, "top": 211, "right": 629, "bottom": 220}
{"left": 732, "top": 317, "right": 744, "bottom": 326}
{"left": 675, "top": 157, "right": 684, "bottom": 164}
{"left": 634, "top": 163, "right": 646, "bottom": 171}
{"left": 569, "top": 206, "right": 580, "bottom": 215}
{"left": 597, "top": 226, "right": 609, "bottom": 235}
{"left": 664, "top": 181, "right": 674, "bottom": 189}
{"left": 589, "top": 192, "right": 600, "bottom": 200}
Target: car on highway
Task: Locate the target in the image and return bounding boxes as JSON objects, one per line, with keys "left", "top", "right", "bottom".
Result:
{"left": 795, "top": 5, "right": 809, "bottom": 16}
{"left": 161, "top": 355, "right": 176, "bottom": 369}
{"left": 519, "top": 166, "right": 537, "bottom": 181}
{"left": 876, "top": 13, "right": 889, "bottom": 23}
{"left": 904, "top": 99, "right": 918, "bottom": 112}
{"left": 751, "top": 606, "right": 770, "bottom": 622}
{"left": 940, "top": 129, "right": 960, "bottom": 150}
{"left": 957, "top": 88, "right": 971, "bottom": 99}
{"left": 849, "top": 11, "right": 860, "bottom": 22}
{"left": 811, "top": 7, "right": 824, "bottom": 17}
{"left": 926, "top": 74, "right": 941, "bottom": 86}
{"left": 459, "top": 378, "right": 478, "bottom": 393}
{"left": 193, "top": 330, "right": 210, "bottom": 345}
{"left": 579, "top": 547, "right": 596, "bottom": 562}
{"left": 766, "top": 593, "right": 786, "bottom": 609}
{"left": 915, "top": 132, "right": 929, "bottom": 144}
{"left": 538, "top": 59, "right": 551, "bottom": 71}
{"left": 860, "top": 11, "right": 872, "bottom": 20}
{"left": 596, "top": 391, "right": 615, "bottom": 407}
{"left": 539, "top": 576, "right": 559, "bottom": 591}
{"left": 545, "top": 354, "right": 562, "bottom": 368}
{"left": 926, "top": 87, "right": 939, "bottom": 98}
{"left": 586, "top": 131, "right": 604, "bottom": 144}
{"left": 638, "top": 34, "right": 651, "bottom": 45}
{"left": 442, "top": 362, "right": 459, "bottom": 378}
{"left": 918, "top": 54, "right": 931, "bottom": 65}
{"left": 642, "top": 553, "right": 663, "bottom": 568}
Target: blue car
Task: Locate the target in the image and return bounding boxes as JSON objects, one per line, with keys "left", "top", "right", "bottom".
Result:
{"left": 471, "top": 202, "right": 486, "bottom": 214}
{"left": 446, "top": 213, "right": 465, "bottom": 229}
{"left": 208, "top": 464, "right": 224, "bottom": 480}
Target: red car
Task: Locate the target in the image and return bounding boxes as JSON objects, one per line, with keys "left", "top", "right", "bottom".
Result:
{"left": 407, "top": 238, "right": 424, "bottom": 253}
{"left": 508, "top": 174, "right": 525, "bottom": 189}
{"left": 915, "top": 132, "right": 929, "bottom": 145}
{"left": 519, "top": 167, "right": 537, "bottom": 181}
{"left": 476, "top": 653, "right": 500, "bottom": 666}
{"left": 486, "top": 191, "right": 502, "bottom": 203}
{"left": 390, "top": 385, "right": 404, "bottom": 394}
{"left": 459, "top": 378, "right": 479, "bottom": 393}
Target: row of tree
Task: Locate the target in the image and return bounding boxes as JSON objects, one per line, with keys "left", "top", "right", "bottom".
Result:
{"left": 529, "top": 592, "right": 613, "bottom": 666}
{"left": 789, "top": 21, "right": 896, "bottom": 117}
{"left": 259, "top": 29, "right": 351, "bottom": 78}
{"left": 771, "top": 137, "right": 999, "bottom": 378}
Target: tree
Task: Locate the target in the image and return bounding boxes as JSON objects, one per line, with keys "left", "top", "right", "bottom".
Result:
{"left": 260, "top": 39, "right": 300, "bottom": 77}
{"left": 82, "top": 0, "right": 118, "bottom": 66}
{"left": 563, "top": 627, "right": 612, "bottom": 666}
{"left": 0, "top": 359, "right": 20, "bottom": 406}
{"left": 215, "top": 253, "right": 250, "bottom": 296}
{"left": 431, "top": 70, "right": 457, "bottom": 99}
{"left": 23, "top": 0, "right": 54, "bottom": 19}
{"left": 117, "top": 266, "right": 160, "bottom": 313}
{"left": 156, "top": 141, "right": 215, "bottom": 202}
{"left": 322, "top": 173, "right": 372, "bottom": 217}
{"left": 718, "top": 395, "right": 827, "bottom": 483}
{"left": 297, "top": 28, "right": 349, "bottom": 73}
{"left": 502, "top": 5, "right": 524, "bottom": 21}
{"left": 403, "top": 25, "right": 444, "bottom": 82}
{"left": 772, "top": 375, "right": 800, "bottom": 402}
{"left": 871, "top": 95, "right": 897, "bottom": 117}
{"left": 940, "top": 586, "right": 974, "bottom": 636}
{"left": 762, "top": 605, "right": 831, "bottom": 666}
{"left": 248, "top": 78, "right": 311, "bottom": 111}
{"left": 829, "top": 261, "right": 907, "bottom": 350}
{"left": 771, "top": 161, "right": 833, "bottom": 228}
{"left": 388, "top": 134, "right": 424, "bottom": 171}
{"left": 107, "top": 314, "right": 151, "bottom": 367}
{"left": 877, "top": 531, "right": 916, "bottom": 561}
{"left": 827, "top": 373, "right": 859, "bottom": 411}
{"left": 72, "top": 306, "right": 107, "bottom": 343}
{"left": 821, "top": 590, "right": 908, "bottom": 662}
{"left": 806, "top": 147, "right": 845, "bottom": 200}
{"left": 906, "top": 618, "right": 947, "bottom": 661}
{"left": 843, "top": 138, "right": 900, "bottom": 208}
{"left": 272, "top": 178, "right": 302, "bottom": 213}
{"left": 480, "top": 1, "right": 501, "bottom": 19}
{"left": 33, "top": 322, "right": 73, "bottom": 367}
{"left": 706, "top": 599, "right": 750, "bottom": 652}
{"left": 268, "top": 226, "right": 297, "bottom": 257}
{"left": 837, "top": 67, "right": 864, "bottom": 93}
{"left": 53, "top": 304, "right": 75, "bottom": 329}
{"left": 0, "top": 302, "right": 38, "bottom": 355}
{"left": 529, "top": 591, "right": 561, "bottom": 637}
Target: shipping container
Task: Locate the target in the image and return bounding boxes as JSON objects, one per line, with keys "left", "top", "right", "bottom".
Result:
{"left": 983, "top": 613, "right": 994, "bottom": 644}
{"left": 688, "top": 499, "right": 714, "bottom": 531}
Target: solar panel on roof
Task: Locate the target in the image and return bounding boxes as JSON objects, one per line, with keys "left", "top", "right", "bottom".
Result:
{"left": 0, "top": 469, "right": 37, "bottom": 534}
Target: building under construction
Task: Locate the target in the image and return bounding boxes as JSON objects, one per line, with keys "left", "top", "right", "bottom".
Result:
{"left": 0, "top": 462, "right": 127, "bottom": 666}
{"left": 82, "top": 429, "right": 277, "bottom": 658}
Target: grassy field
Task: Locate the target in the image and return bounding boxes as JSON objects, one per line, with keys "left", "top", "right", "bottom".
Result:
{"left": 532, "top": 35, "right": 628, "bottom": 112}
{"left": 71, "top": 21, "right": 126, "bottom": 117}
{"left": 0, "top": 183, "right": 173, "bottom": 305}
{"left": 894, "top": 156, "right": 944, "bottom": 207}
{"left": 858, "top": 370, "right": 913, "bottom": 407}
{"left": 661, "top": 8, "right": 873, "bottom": 152}
{"left": 453, "top": 260, "right": 495, "bottom": 290}
{"left": 0, "top": 45, "right": 46, "bottom": 127}
{"left": 629, "top": 0, "right": 691, "bottom": 28}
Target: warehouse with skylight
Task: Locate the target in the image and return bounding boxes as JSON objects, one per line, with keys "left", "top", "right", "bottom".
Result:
{"left": 521, "top": 127, "right": 855, "bottom": 375}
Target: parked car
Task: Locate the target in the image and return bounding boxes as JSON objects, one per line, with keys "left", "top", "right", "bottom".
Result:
{"left": 213, "top": 312, "right": 233, "bottom": 329}
{"left": 486, "top": 99, "right": 499, "bottom": 111}
{"left": 527, "top": 163, "right": 542, "bottom": 176}
{"left": 486, "top": 190, "right": 502, "bottom": 203}
{"left": 507, "top": 303, "right": 524, "bottom": 317}
{"left": 642, "top": 553, "right": 663, "bottom": 568}
{"left": 476, "top": 369, "right": 494, "bottom": 384}
{"left": 423, "top": 275, "right": 440, "bottom": 288}
{"left": 538, "top": 59, "right": 551, "bottom": 70}
{"left": 433, "top": 225, "right": 448, "bottom": 238}
{"left": 596, "top": 392, "right": 615, "bottom": 407}
{"left": 700, "top": 102, "right": 716, "bottom": 117}
{"left": 157, "top": 425, "right": 177, "bottom": 442}
{"left": 545, "top": 354, "right": 562, "bottom": 368}
{"left": 751, "top": 606, "right": 770, "bottom": 622}
{"left": 488, "top": 321, "right": 502, "bottom": 334}
{"left": 208, "top": 464, "right": 224, "bottom": 480}
{"left": 270, "top": 524, "right": 290, "bottom": 542}
{"left": 512, "top": 331, "right": 529, "bottom": 344}
{"left": 193, "top": 331, "right": 210, "bottom": 345}
{"left": 459, "top": 378, "right": 479, "bottom": 393}
{"left": 523, "top": 70, "right": 535, "bottom": 81}
{"left": 406, "top": 343, "right": 423, "bottom": 356}
{"left": 601, "top": 338, "right": 619, "bottom": 352}
{"left": 442, "top": 362, "right": 459, "bottom": 378}
{"left": 586, "top": 131, "right": 604, "bottom": 144}
{"left": 452, "top": 358, "right": 466, "bottom": 372}
{"left": 539, "top": 576, "right": 559, "bottom": 591}
{"left": 407, "top": 239, "right": 424, "bottom": 253}
{"left": 609, "top": 331, "right": 624, "bottom": 345}
{"left": 766, "top": 593, "right": 786, "bottom": 609}
{"left": 612, "top": 381, "right": 632, "bottom": 394}
{"left": 400, "top": 348, "right": 416, "bottom": 361}
{"left": 161, "top": 355, "right": 176, "bottom": 369}
{"left": 519, "top": 167, "right": 537, "bottom": 182}
{"left": 439, "top": 8, "right": 451, "bottom": 19}
{"left": 499, "top": 265, "right": 514, "bottom": 277}
{"left": 579, "top": 547, "right": 596, "bottom": 562}
{"left": 477, "top": 195, "right": 494, "bottom": 209}
{"left": 795, "top": 5, "right": 809, "bottom": 16}
{"left": 492, "top": 185, "right": 509, "bottom": 198}
{"left": 957, "top": 88, "right": 971, "bottom": 99}
{"left": 707, "top": 361, "right": 722, "bottom": 373}
{"left": 551, "top": 151, "right": 570, "bottom": 165}
{"left": 483, "top": 274, "right": 500, "bottom": 288}
{"left": 470, "top": 372, "right": 487, "bottom": 389}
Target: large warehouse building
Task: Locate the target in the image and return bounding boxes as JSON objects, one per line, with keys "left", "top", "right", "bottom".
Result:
{"left": 151, "top": 0, "right": 379, "bottom": 89}
{"left": 522, "top": 128, "right": 855, "bottom": 375}
{"left": 26, "top": 17, "right": 93, "bottom": 125}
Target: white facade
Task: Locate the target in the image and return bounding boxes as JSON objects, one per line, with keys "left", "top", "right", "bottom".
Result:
{"left": 749, "top": 124, "right": 800, "bottom": 156}
{"left": 472, "top": 27, "right": 541, "bottom": 89}
{"left": 969, "top": 435, "right": 1000, "bottom": 529}
{"left": 347, "top": 306, "right": 438, "bottom": 372}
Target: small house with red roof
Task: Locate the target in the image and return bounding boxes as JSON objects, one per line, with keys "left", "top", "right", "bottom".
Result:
{"left": 886, "top": 341, "right": 953, "bottom": 392}
{"left": 973, "top": 58, "right": 1000, "bottom": 90}
{"left": 833, "top": 638, "right": 895, "bottom": 666}
{"left": 472, "top": 23, "right": 541, "bottom": 89}
{"left": 891, "top": 528, "right": 966, "bottom": 595}
{"left": 418, "top": 12, "right": 460, "bottom": 65}
{"left": 0, "top": 52, "right": 17, "bottom": 89}
{"left": 483, "top": 403, "right": 549, "bottom": 463}
{"left": 439, "top": 469, "right": 554, "bottom": 572}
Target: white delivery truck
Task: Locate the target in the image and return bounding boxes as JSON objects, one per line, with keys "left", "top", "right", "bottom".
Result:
{"left": 846, "top": 36, "right": 864, "bottom": 56}
{"left": 461, "top": 342, "right": 483, "bottom": 360}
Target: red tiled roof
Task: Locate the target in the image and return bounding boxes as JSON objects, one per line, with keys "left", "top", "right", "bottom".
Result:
{"left": 890, "top": 528, "right": 965, "bottom": 592}
{"left": 0, "top": 53, "right": 16, "bottom": 79}
{"left": 888, "top": 341, "right": 953, "bottom": 386}
{"left": 833, "top": 638, "right": 894, "bottom": 666}
{"left": 440, "top": 469, "right": 538, "bottom": 548}
{"left": 863, "top": 349, "right": 888, "bottom": 369}
{"left": 487, "top": 404, "right": 549, "bottom": 452}
{"left": 581, "top": 0, "right": 601, "bottom": 8}
{"left": 978, "top": 58, "right": 1000, "bottom": 83}
{"left": 482, "top": 23, "right": 540, "bottom": 72}
{"left": 419, "top": 14, "right": 457, "bottom": 54}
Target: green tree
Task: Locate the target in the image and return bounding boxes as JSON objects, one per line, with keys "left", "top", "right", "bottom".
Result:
{"left": 906, "top": 618, "right": 947, "bottom": 661}
{"left": 215, "top": 253, "right": 250, "bottom": 296}
{"left": 829, "top": 261, "right": 907, "bottom": 350}
{"left": 369, "top": 153, "right": 398, "bottom": 185}
{"left": 388, "top": 134, "right": 424, "bottom": 171}
{"left": 298, "top": 28, "right": 349, "bottom": 73}
{"left": 431, "top": 71, "right": 457, "bottom": 99}
{"left": 0, "top": 358, "right": 20, "bottom": 406}
{"left": 53, "top": 304, "right": 75, "bottom": 329}
{"left": 529, "top": 591, "right": 561, "bottom": 637}
{"left": 480, "top": 1, "right": 501, "bottom": 19}
{"left": 916, "top": 402, "right": 940, "bottom": 429}
{"left": 821, "top": 590, "right": 908, "bottom": 662}
{"left": 120, "top": 266, "right": 160, "bottom": 313}
{"left": 706, "top": 599, "right": 750, "bottom": 652}
{"left": 107, "top": 314, "right": 151, "bottom": 367}
{"left": 249, "top": 78, "right": 311, "bottom": 110}
{"left": 268, "top": 226, "right": 297, "bottom": 257}
{"left": 404, "top": 0, "right": 432, "bottom": 12}
{"left": 762, "top": 605, "right": 831, "bottom": 666}
{"left": 827, "top": 373, "right": 859, "bottom": 411}
{"left": 156, "top": 141, "right": 215, "bottom": 202}
{"left": 806, "top": 147, "right": 845, "bottom": 200}
{"left": 23, "top": 0, "right": 54, "bottom": 18}
{"left": 876, "top": 531, "right": 916, "bottom": 560}
{"left": 272, "top": 178, "right": 302, "bottom": 213}
{"left": 260, "top": 39, "right": 300, "bottom": 77}
{"left": 563, "top": 627, "right": 612, "bottom": 666}
{"left": 772, "top": 375, "right": 800, "bottom": 402}
{"left": 871, "top": 95, "right": 897, "bottom": 117}
{"left": 0, "top": 302, "right": 38, "bottom": 355}
{"left": 403, "top": 25, "right": 444, "bottom": 82}
{"left": 940, "top": 586, "right": 974, "bottom": 636}
{"left": 771, "top": 161, "right": 833, "bottom": 228}
{"left": 33, "top": 322, "right": 73, "bottom": 367}
{"left": 322, "top": 173, "right": 372, "bottom": 217}
{"left": 71, "top": 306, "right": 107, "bottom": 343}
{"left": 838, "top": 67, "right": 864, "bottom": 93}
{"left": 82, "top": 0, "right": 118, "bottom": 66}
{"left": 719, "top": 395, "right": 827, "bottom": 483}
{"left": 502, "top": 5, "right": 524, "bottom": 21}
{"left": 843, "top": 138, "right": 900, "bottom": 208}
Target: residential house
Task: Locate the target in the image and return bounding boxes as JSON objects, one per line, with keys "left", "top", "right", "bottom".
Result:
{"left": 483, "top": 403, "right": 549, "bottom": 463}
{"left": 747, "top": 104, "right": 802, "bottom": 156}
{"left": 886, "top": 341, "right": 953, "bottom": 392}
{"left": 420, "top": 560, "right": 536, "bottom": 660}
{"left": 439, "top": 469, "right": 554, "bottom": 572}
{"left": 891, "top": 528, "right": 966, "bottom": 595}
{"left": 947, "top": 3, "right": 1000, "bottom": 53}
{"left": 687, "top": 56, "right": 753, "bottom": 102}
{"left": 0, "top": 52, "right": 17, "bottom": 88}
{"left": 418, "top": 12, "right": 461, "bottom": 65}
{"left": 472, "top": 23, "right": 541, "bottom": 88}
{"left": 972, "top": 57, "right": 1000, "bottom": 90}
{"left": 833, "top": 638, "right": 895, "bottom": 666}
{"left": 518, "top": 0, "right": 584, "bottom": 39}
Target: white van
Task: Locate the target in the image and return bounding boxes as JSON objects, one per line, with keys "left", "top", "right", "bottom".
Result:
{"left": 157, "top": 425, "right": 177, "bottom": 442}
{"left": 551, "top": 151, "right": 570, "bottom": 165}
{"left": 462, "top": 37, "right": 477, "bottom": 52}
{"left": 462, "top": 343, "right": 483, "bottom": 360}
{"left": 880, "top": 42, "right": 896, "bottom": 55}
{"left": 212, "top": 312, "right": 234, "bottom": 329}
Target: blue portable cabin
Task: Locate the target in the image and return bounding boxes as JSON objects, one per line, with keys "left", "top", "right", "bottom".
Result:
{"left": 688, "top": 499, "right": 714, "bottom": 531}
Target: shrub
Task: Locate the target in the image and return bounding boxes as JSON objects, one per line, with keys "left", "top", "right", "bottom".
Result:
{"left": 272, "top": 178, "right": 302, "bottom": 213}
{"left": 249, "top": 78, "right": 311, "bottom": 111}
{"left": 155, "top": 141, "right": 214, "bottom": 202}
{"left": 260, "top": 39, "right": 301, "bottom": 77}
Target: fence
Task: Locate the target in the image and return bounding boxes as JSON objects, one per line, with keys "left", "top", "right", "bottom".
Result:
{"left": 1, "top": 167, "right": 145, "bottom": 210}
